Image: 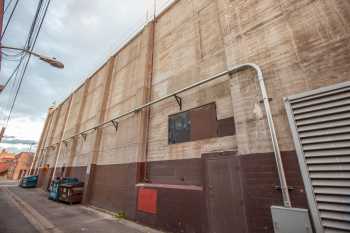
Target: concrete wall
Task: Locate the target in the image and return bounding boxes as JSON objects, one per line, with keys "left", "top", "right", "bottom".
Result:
{"left": 218, "top": 0, "right": 350, "bottom": 155}
{"left": 148, "top": 0, "right": 237, "bottom": 163}
{"left": 34, "top": 0, "right": 350, "bottom": 232}
{"left": 35, "top": 0, "right": 350, "bottom": 167}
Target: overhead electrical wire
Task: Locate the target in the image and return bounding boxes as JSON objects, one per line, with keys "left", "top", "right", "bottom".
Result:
{"left": 4, "top": 0, "right": 46, "bottom": 122}
{"left": 1, "top": 50, "right": 25, "bottom": 62}
{"left": 4, "top": 0, "right": 14, "bottom": 14}
{"left": 0, "top": 0, "right": 19, "bottom": 42}
{"left": 1, "top": 0, "right": 45, "bottom": 89}
{"left": 5, "top": 0, "right": 52, "bottom": 127}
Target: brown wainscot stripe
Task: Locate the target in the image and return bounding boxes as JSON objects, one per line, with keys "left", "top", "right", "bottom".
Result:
{"left": 239, "top": 151, "right": 308, "bottom": 233}
{"left": 37, "top": 152, "right": 307, "bottom": 233}
{"left": 136, "top": 186, "right": 205, "bottom": 233}
{"left": 86, "top": 163, "right": 138, "bottom": 220}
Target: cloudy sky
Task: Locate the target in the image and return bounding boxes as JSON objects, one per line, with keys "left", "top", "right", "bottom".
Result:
{"left": 0, "top": 0, "right": 172, "bottom": 153}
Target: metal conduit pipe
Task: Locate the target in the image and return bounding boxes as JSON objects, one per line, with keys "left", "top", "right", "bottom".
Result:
{"left": 49, "top": 63, "right": 292, "bottom": 207}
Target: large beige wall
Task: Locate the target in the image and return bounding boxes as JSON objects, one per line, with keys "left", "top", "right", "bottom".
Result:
{"left": 147, "top": 0, "right": 237, "bottom": 162}
{"left": 216, "top": 0, "right": 350, "bottom": 154}
{"left": 35, "top": 0, "right": 350, "bottom": 170}
{"left": 97, "top": 24, "right": 154, "bottom": 165}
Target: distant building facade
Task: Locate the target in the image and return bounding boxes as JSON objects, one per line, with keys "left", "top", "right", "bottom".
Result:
{"left": 33, "top": 1, "right": 350, "bottom": 233}
{"left": 0, "top": 150, "right": 16, "bottom": 179}
{"left": 10, "top": 152, "right": 34, "bottom": 180}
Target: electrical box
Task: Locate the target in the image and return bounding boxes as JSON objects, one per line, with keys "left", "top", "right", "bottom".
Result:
{"left": 137, "top": 188, "right": 157, "bottom": 214}
{"left": 271, "top": 206, "right": 313, "bottom": 233}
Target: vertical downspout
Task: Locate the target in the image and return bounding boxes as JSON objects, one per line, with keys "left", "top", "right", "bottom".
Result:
{"left": 141, "top": 20, "right": 156, "bottom": 183}
{"left": 231, "top": 64, "right": 292, "bottom": 208}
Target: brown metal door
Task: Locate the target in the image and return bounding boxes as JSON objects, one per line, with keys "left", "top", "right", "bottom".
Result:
{"left": 204, "top": 153, "right": 247, "bottom": 233}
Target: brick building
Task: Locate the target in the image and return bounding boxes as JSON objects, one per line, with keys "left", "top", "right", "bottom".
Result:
{"left": 0, "top": 150, "right": 16, "bottom": 179}
{"left": 32, "top": 1, "right": 350, "bottom": 233}
{"left": 10, "top": 152, "right": 34, "bottom": 180}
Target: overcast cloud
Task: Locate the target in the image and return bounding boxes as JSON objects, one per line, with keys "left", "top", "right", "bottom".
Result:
{"left": 0, "top": 0, "right": 172, "bottom": 153}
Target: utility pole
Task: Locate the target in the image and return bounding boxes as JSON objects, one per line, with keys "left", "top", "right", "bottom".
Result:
{"left": 153, "top": 0, "right": 156, "bottom": 19}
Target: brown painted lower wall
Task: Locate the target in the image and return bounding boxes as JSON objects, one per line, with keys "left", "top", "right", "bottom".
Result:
{"left": 134, "top": 151, "right": 308, "bottom": 233}
{"left": 86, "top": 163, "right": 138, "bottom": 219}
{"left": 239, "top": 152, "right": 308, "bottom": 233}
{"left": 37, "top": 167, "right": 54, "bottom": 191}
{"left": 136, "top": 187, "right": 204, "bottom": 233}
{"left": 36, "top": 152, "right": 308, "bottom": 233}
{"left": 147, "top": 158, "right": 203, "bottom": 186}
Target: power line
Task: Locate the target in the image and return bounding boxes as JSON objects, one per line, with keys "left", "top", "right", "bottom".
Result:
{"left": 0, "top": 0, "right": 44, "bottom": 125}
{"left": 1, "top": 0, "right": 19, "bottom": 42}
{"left": 1, "top": 61, "right": 21, "bottom": 124}
{"left": 2, "top": 0, "right": 45, "bottom": 89}
{"left": 5, "top": 0, "right": 51, "bottom": 127}
{"left": 4, "top": 0, "right": 14, "bottom": 14}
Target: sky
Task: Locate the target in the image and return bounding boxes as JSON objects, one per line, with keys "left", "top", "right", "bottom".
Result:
{"left": 0, "top": 0, "right": 172, "bottom": 153}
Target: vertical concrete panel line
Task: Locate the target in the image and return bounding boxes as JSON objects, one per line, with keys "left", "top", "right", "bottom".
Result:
{"left": 214, "top": 0, "right": 229, "bottom": 70}
{"left": 30, "top": 107, "right": 53, "bottom": 175}
{"left": 35, "top": 114, "right": 54, "bottom": 174}
{"left": 34, "top": 107, "right": 55, "bottom": 175}
{"left": 82, "top": 56, "right": 116, "bottom": 203}
{"left": 140, "top": 21, "right": 156, "bottom": 182}
{"left": 51, "top": 95, "right": 74, "bottom": 180}
{"left": 64, "top": 79, "right": 92, "bottom": 177}
{"left": 37, "top": 105, "right": 64, "bottom": 175}
{"left": 47, "top": 105, "right": 63, "bottom": 147}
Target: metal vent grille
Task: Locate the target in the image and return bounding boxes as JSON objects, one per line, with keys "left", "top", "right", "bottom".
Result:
{"left": 285, "top": 81, "right": 350, "bottom": 233}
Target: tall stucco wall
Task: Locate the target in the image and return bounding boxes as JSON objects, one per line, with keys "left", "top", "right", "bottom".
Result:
{"left": 32, "top": 1, "right": 350, "bottom": 231}
{"left": 148, "top": 0, "right": 237, "bottom": 162}
{"left": 96, "top": 24, "right": 154, "bottom": 165}
{"left": 34, "top": 0, "right": 350, "bottom": 179}
{"left": 51, "top": 98, "right": 71, "bottom": 144}
{"left": 215, "top": 0, "right": 350, "bottom": 155}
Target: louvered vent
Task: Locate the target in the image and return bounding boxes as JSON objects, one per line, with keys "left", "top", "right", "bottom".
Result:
{"left": 285, "top": 81, "right": 350, "bottom": 233}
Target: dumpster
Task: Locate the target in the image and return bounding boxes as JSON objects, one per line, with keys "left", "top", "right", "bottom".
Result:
{"left": 48, "top": 177, "right": 80, "bottom": 201}
{"left": 59, "top": 182, "right": 84, "bottom": 204}
{"left": 19, "top": 175, "right": 38, "bottom": 188}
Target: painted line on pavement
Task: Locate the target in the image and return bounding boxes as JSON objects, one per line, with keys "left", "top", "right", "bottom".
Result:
{"left": 3, "top": 187, "right": 64, "bottom": 233}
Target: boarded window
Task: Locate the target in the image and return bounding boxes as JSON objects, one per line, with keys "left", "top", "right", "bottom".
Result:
{"left": 217, "top": 117, "right": 235, "bottom": 137}
{"left": 168, "top": 103, "right": 235, "bottom": 144}
{"left": 190, "top": 104, "right": 218, "bottom": 141}
{"left": 168, "top": 111, "right": 191, "bottom": 144}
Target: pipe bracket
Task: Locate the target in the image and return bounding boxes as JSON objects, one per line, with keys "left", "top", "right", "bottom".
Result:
{"left": 111, "top": 120, "right": 119, "bottom": 132}
{"left": 174, "top": 95, "right": 182, "bottom": 111}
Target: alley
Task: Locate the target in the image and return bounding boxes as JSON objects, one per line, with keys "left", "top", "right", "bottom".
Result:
{"left": 0, "top": 182, "right": 163, "bottom": 233}
{"left": 0, "top": 186, "right": 39, "bottom": 233}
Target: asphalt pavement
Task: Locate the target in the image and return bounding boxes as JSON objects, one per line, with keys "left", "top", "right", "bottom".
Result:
{"left": 0, "top": 180, "right": 164, "bottom": 233}
{"left": 0, "top": 187, "right": 39, "bottom": 233}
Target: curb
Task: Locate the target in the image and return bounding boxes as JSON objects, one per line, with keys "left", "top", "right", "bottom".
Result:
{"left": 4, "top": 187, "right": 63, "bottom": 233}
{"left": 5, "top": 187, "right": 168, "bottom": 233}
{"left": 84, "top": 205, "right": 167, "bottom": 233}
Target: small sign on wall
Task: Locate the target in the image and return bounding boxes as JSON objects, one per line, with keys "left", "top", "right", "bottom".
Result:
{"left": 137, "top": 188, "right": 157, "bottom": 214}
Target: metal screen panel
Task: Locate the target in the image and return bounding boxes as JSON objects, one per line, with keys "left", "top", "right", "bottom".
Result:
{"left": 284, "top": 81, "right": 350, "bottom": 233}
